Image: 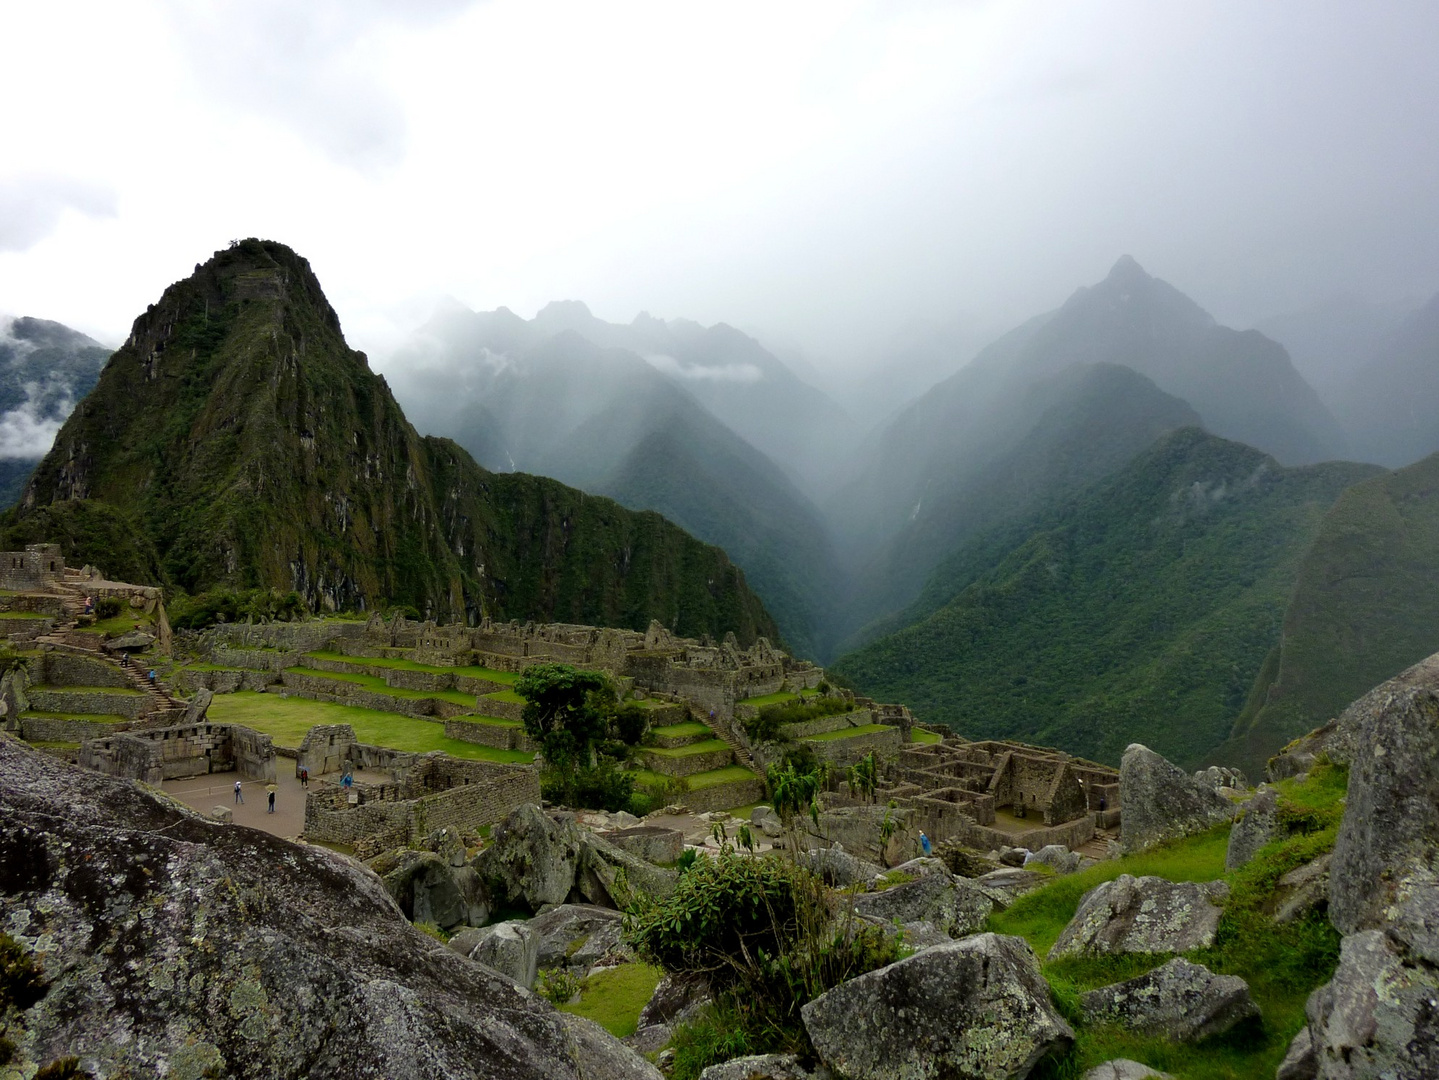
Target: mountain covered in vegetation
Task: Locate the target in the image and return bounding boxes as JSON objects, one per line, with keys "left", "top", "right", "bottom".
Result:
{"left": 824, "top": 257, "right": 1344, "bottom": 651}
{"left": 0, "top": 315, "right": 112, "bottom": 507}
{"left": 7, "top": 240, "right": 780, "bottom": 643}
{"left": 392, "top": 315, "right": 839, "bottom": 656}
{"left": 832, "top": 429, "right": 1379, "bottom": 772}
{"left": 1217, "top": 450, "right": 1439, "bottom": 769}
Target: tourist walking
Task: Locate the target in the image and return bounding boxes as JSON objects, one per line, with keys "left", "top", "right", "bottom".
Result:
{"left": 266, "top": 785, "right": 277, "bottom": 814}
{"left": 299, "top": 767, "right": 308, "bottom": 788}
{"left": 147, "top": 669, "right": 156, "bottom": 687}
{"left": 919, "top": 831, "right": 932, "bottom": 857}
{"left": 233, "top": 780, "right": 243, "bottom": 804}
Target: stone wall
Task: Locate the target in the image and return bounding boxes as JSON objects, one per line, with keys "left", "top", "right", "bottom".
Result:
{"left": 27, "top": 688, "right": 149, "bottom": 720}
{"left": 640, "top": 745, "right": 736, "bottom": 778}
{"left": 681, "top": 775, "right": 766, "bottom": 816}
{"left": 211, "top": 647, "right": 300, "bottom": 672}
{"left": 782, "top": 708, "right": 873, "bottom": 739}
{"left": 36, "top": 652, "right": 132, "bottom": 689}
{"left": 444, "top": 718, "right": 533, "bottom": 753}
{"left": 0, "top": 544, "right": 64, "bottom": 592}
{"left": 173, "top": 668, "right": 274, "bottom": 694}
{"left": 472, "top": 695, "right": 524, "bottom": 722}
{"left": 80, "top": 723, "right": 276, "bottom": 783}
{"left": 279, "top": 670, "right": 473, "bottom": 719}
{"left": 296, "top": 724, "right": 359, "bottom": 777}
{"left": 953, "top": 812, "right": 1097, "bottom": 854}
{"left": 21, "top": 715, "right": 130, "bottom": 743}
{"left": 803, "top": 726, "right": 904, "bottom": 768}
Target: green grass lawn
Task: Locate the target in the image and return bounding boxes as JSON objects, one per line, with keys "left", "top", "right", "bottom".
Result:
{"left": 457, "top": 714, "right": 523, "bottom": 729}
{"left": 21, "top": 710, "right": 132, "bottom": 723}
{"left": 738, "top": 691, "right": 799, "bottom": 707}
{"left": 802, "top": 723, "right": 894, "bottom": 742}
{"left": 651, "top": 721, "right": 713, "bottom": 740}
{"left": 910, "top": 727, "right": 944, "bottom": 744}
{"left": 304, "top": 650, "right": 520, "bottom": 684}
{"left": 557, "top": 963, "right": 663, "bottom": 1038}
{"left": 644, "top": 738, "right": 730, "bottom": 758}
{"left": 482, "top": 689, "right": 526, "bottom": 704}
{"left": 631, "top": 764, "right": 757, "bottom": 791}
{"left": 206, "top": 691, "right": 534, "bottom": 763}
{"left": 993, "top": 766, "right": 1346, "bottom": 1079}
{"left": 0, "top": 611, "right": 49, "bottom": 620}
{"left": 77, "top": 611, "right": 158, "bottom": 636}
{"left": 285, "top": 667, "right": 476, "bottom": 706}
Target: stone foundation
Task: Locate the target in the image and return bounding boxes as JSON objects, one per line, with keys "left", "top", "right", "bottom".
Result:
{"left": 80, "top": 723, "right": 277, "bottom": 784}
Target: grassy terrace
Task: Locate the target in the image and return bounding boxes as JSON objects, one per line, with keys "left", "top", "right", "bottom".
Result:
{"left": 0, "top": 611, "right": 49, "bottom": 620}
{"left": 284, "top": 667, "right": 476, "bottom": 706}
{"left": 630, "top": 764, "right": 756, "bottom": 791}
{"left": 652, "top": 721, "right": 711, "bottom": 740}
{"left": 558, "top": 963, "right": 663, "bottom": 1038}
{"left": 207, "top": 691, "right": 534, "bottom": 764}
{"left": 21, "top": 710, "right": 132, "bottom": 723}
{"left": 482, "top": 689, "right": 526, "bottom": 704}
{"left": 642, "top": 738, "right": 730, "bottom": 758}
{"left": 738, "top": 691, "right": 798, "bottom": 707}
{"left": 33, "top": 684, "right": 144, "bottom": 695}
{"left": 303, "top": 651, "right": 519, "bottom": 685}
{"left": 989, "top": 765, "right": 1346, "bottom": 1078}
{"left": 910, "top": 727, "right": 943, "bottom": 744}
{"left": 78, "top": 611, "right": 157, "bottom": 636}
{"left": 803, "top": 723, "right": 893, "bottom": 742}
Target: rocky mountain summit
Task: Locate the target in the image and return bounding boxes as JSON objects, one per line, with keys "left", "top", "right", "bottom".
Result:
{"left": 0, "top": 735, "right": 659, "bottom": 1079}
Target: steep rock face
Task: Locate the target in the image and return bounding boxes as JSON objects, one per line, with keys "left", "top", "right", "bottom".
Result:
{"left": 13, "top": 239, "right": 778, "bottom": 643}
{"left": 0, "top": 736, "right": 659, "bottom": 1079}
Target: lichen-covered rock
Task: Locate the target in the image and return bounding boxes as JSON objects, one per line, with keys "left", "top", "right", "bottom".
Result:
{"left": 850, "top": 870, "right": 994, "bottom": 938}
{"left": 457, "top": 920, "right": 539, "bottom": 989}
{"left": 800, "top": 933, "right": 1073, "bottom": 1079}
{"left": 884, "top": 855, "right": 951, "bottom": 880}
{"left": 857, "top": 916, "right": 950, "bottom": 951}
{"left": 1193, "top": 765, "right": 1247, "bottom": 792}
{"left": 934, "top": 840, "right": 999, "bottom": 878}
{"left": 752, "top": 805, "right": 783, "bottom": 838}
{"left": 1271, "top": 853, "right": 1331, "bottom": 925}
{"left": 1082, "top": 1062, "right": 1174, "bottom": 1080}
{"left": 0, "top": 736, "right": 660, "bottom": 1080}
{"left": 975, "top": 867, "right": 1050, "bottom": 906}
{"left": 1305, "top": 929, "right": 1439, "bottom": 1079}
{"left": 576, "top": 831, "right": 678, "bottom": 907}
{"left": 1079, "top": 958, "right": 1259, "bottom": 1042}
{"left": 381, "top": 850, "right": 488, "bottom": 929}
{"left": 1027, "top": 844, "right": 1082, "bottom": 874}
{"left": 473, "top": 803, "right": 584, "bottom": 910}
{"left": 1226, "top": 788, "right": 1279, "bottom": 871}
{"left": 1327, "top": 687, "right": 1439, "bottom": 963}
{"left": 1049, "top": 875, "right": 1230, "bottom": 959}
{"left": 1276, "top": 1026, "right": 1317, "bottom": 1080}
{"left": 528, "top": 903, "right": 629, "bottom": 971}
{"left": 637, "top": 970, "right": 711, "bottom": 1029}
{"left": 798, "top": 846, "right": 885, "bottom": 887}
{"left": 698, "top": 1054, "right": 817, "bottom": 1080}
{"left": 1121, "top": 744, "right": 1236, "bottom": 854}
{"left": 182, "top": 685, "right": 214, "bottom": 724}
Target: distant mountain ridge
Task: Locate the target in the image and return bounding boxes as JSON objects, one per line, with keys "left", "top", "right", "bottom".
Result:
{"left": 832, "top": 428, "right": 1379, "bottom": 773}
{"left": 390, "top": 304, "right": 842, "bottom": 656}
{"left": 0, "top": 315, "right": 112, "bottom": 507}
{"left": 7, "top": 240, "right": 780, "bottom": 644}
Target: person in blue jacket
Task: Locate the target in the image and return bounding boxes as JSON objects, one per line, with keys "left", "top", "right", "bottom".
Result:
{"left": 919, "top": 831, "right": 932, "bottom": 856}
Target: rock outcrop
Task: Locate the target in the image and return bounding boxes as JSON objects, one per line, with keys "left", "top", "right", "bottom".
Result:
{"left": 850, "top": 871, "right": 994, "bottom": 939}
{"left": 697, "top": 1055, "right": 817, "bottom": 1080}
{"left": 1049, "top": 875, "right": 1230, "bottom": 959}
{"left": 528, "top": 904, "right": 630, "bottom": 972}
{"left": 0, "top": 736, "right": 660, "bottom": 1079}
{"left": 1120, "top": 743, "right": 1236, "bottom": 854}
{"left": 1082, "top": 1063, "right": 1174, "bottom": 1080}
{"left": 797, "top": 846, "right": 884, "bottom": 887}
{"left": 1225, "top": 788, "right": 1278, "bottom": 871}
{"left": 1079, "top": 958, "right": 1259, "bottom": 1042}
{"left": 449, "top": 921, "right": 540, "bottom": 989}
{"left": 801, "top": 933, "right": 1073, "bottom": 1079}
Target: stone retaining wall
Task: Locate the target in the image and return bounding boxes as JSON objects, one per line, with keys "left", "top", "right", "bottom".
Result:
{"left": 444, "top": 718, "right": 535, "bottom": 753}
{"left": 29, "top": 652, "right": 131, "bottom": 689}
{"left": 472, "top": 695, "right": 524, "bottom": 722}
{"left": 28, "top": 688, "right": 149, "bottom": 720}
{"left": 279, "top": 671, "right": 472, "bottom": 719}
{"left": 173, "top": 668, "right": 274, "bottom": 694}
{"left": 802, "top": 726, "right": 903, "bottom": 768}
{"left": 211, "top": 646, "right": 302, "bottom": 672}
{"left": 681, "top": 774, "right": 766, "bottom": 815}
{"left": 640, "top": 745, "right": 735, "bottom": 778}
{"left": 782, "top": 708, "right": 872, "bottom": 739}
{"left": 21, "top": 715, "right": 130, "bottom": 742}
{"left": 954, "top": 812, "right": 1097, "bottom": 854}
{"left": 80, "top": 722, "right": 277, "bottom": 784}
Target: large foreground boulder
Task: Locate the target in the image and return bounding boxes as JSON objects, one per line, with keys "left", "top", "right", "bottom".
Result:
{"left": 850, "top": 870, "right": 994, "bottom": 938}
{"left": 576, "top": 831, "right": 679, "bottom": 907}
{"left": 797, "top": 846, "right": 885, "bottom": 886}
{"left": 1225, "top": 788, "right": 1278, "bottom": 871}
{"left": 528, "top": 903, "right": 630, "bottom": 971}
{"left": 1079, "top": 958, "right": 1259, "bottom": 1042}
{"left": 697, "top": 1055, "right": 818, "bottom": 1080}
{"left": 1120, "top": 744, "right": 1236, "bottom": 855}
{"left": 800, "top": 933, "right": 1073, "bottom": 1079}
{"left": 0, "top": 736, "right": 660, "bottom": 1080}
{"left": 1304, "top": 929, "right": 1439, "bottom": 1079}
{"left": 1049, "top": 875, "right": 1230, "bottom": 959}
{"left": 473, "top": 803, "right": 584, "bottom": 909}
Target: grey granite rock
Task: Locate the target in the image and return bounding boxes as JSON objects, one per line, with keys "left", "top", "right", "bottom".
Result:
{"left": 1080, "top": 958, "right": 1259, "bottom": 1042}
{"left": 1049, "top": 875, "right": 1230, "bottom": 959}
{"left": 528, "top": 903, "right": 630, "bottom": 972}
{"left": 1081, "top": 1062, "right": 1174, "bottom": 1080}
{"left": 463, "top": 920, "right": 540, "bottom": 989}
{"left": 637, "top": 971, "right": 711, "bottom": 1029}
{"left": 801, "top": 933, "right": 1073, "bottom": 1079}
{"left": 1121, "top": 743, "right": 1236, "bottom": 854}
{"left": 850, "top": 870, "right": 993, "bottom": 938}
{"left": 698, "top": 1053, "right": 818, "bottom": 1079}
{"left": 0, "top": 736, "right": 655, "bottom": 1080}
{"left": 474, "top": 803, "right": 584, "bottom": 910}
{"left": 1272, "top": 853, "right": 1331, "bottom": 925}
{"left": 798, "top": 846, "right": 886, "bottom": 887}
{"left": 1226, "top": 788, "right": 1279, "bottom": 871}
{"left": 182, "top": 685, "right": 214, "bottom": 724}
{"left": 1028, "top": 844, "right": 1082, "bottom": 874}
{"left": 1276, "top": 1026, "right": 1317, "bottom": 1080}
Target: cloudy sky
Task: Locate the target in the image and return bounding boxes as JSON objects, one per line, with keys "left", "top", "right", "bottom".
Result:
{"left": 1, "top": 0, "right": 1436, "bottom": 374}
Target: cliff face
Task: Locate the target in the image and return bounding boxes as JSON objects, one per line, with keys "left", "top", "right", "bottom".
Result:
{"left": 14, "top": 239, "right": 778, "bottom": 643}
{"left": 0, "top": 736, "right": 658, "bottom": 1078}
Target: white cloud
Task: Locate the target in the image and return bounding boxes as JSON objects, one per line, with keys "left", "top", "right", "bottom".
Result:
{"left": 0, "top": 387, "right": 71, "bottom": 460}
{"left": 0, "top": 176, "right": 117, "bottom": 253}
{"left": 644, "top": 354, "right": 764, "bottom": 384}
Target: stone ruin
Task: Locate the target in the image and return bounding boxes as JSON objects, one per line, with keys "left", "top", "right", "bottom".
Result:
{"left": 79, "top": 722, "right": 277, "bottom": 785}
{"left": 887, "top": 738, "right": 1120, "bottom": 852}
{"left": 297, "top": 724, "right": 540, "bottom": 856}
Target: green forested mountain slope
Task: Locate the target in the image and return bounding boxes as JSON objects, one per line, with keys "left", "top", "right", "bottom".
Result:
{"left": 1217, "top": 451, "right": 1439, "bottom": 769}
{"left": 7, "top": 239, "right": 779, "bottom": 643}
{"left": 832, "top": 429, "right": 1378, "bottom": 769}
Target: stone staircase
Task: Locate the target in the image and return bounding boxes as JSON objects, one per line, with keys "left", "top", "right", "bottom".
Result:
{"left": 113, "top": 652, "right": 187, "bottom": 726}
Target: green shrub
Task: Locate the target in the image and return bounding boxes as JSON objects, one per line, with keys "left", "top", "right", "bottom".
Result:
{"left": 96, "top": 596, "right": 125, "bottom": 619}
{"left": 537, "top": 967, "right": 581, "bottom": 1006}
{"left": 612, "top": 702, "right": 649, "bottom": 746}
{"left": 670, "top": 1003, "right": 762, "bottom": 1080}
{"left": 168, "top": 588, "right": 309, "bottom": 630}
{"left": 743, "top": 695, "right": 854, "bottom": 742}
{"left": 540, "top": 758, "right": 636, "bottom": 812}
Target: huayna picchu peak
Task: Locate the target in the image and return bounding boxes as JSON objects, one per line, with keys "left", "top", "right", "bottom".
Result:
{"left": 7, "top": 239, "right": 779, "bottom": 643}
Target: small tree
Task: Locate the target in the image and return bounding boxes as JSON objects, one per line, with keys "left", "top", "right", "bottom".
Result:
{"left": 515, "top": 663, "right": 615, "bottom": 767}
{"left": 845, "top": 752, "right": 878, "bottom": 804}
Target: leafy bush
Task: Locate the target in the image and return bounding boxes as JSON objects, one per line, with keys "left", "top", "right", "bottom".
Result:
{"left": 516, "top": 663, "right": 615, "bottom": 767}
{"left": 540, "top": 758, "right": 636, "bottom": 812}
{"left": 537, "top": 967, "right": 581, "bottom": 1006}
{"left": 168, "top": 588, "right": 308, "bottom": 630}
{"left": 95, "top": 596, "right": 125, "bottom": 619}
{"left": 612, "top": 702, "right": 649, "bottom": 746}
{"left": 743, "top": 695, "right": 854, "bottom": 742}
